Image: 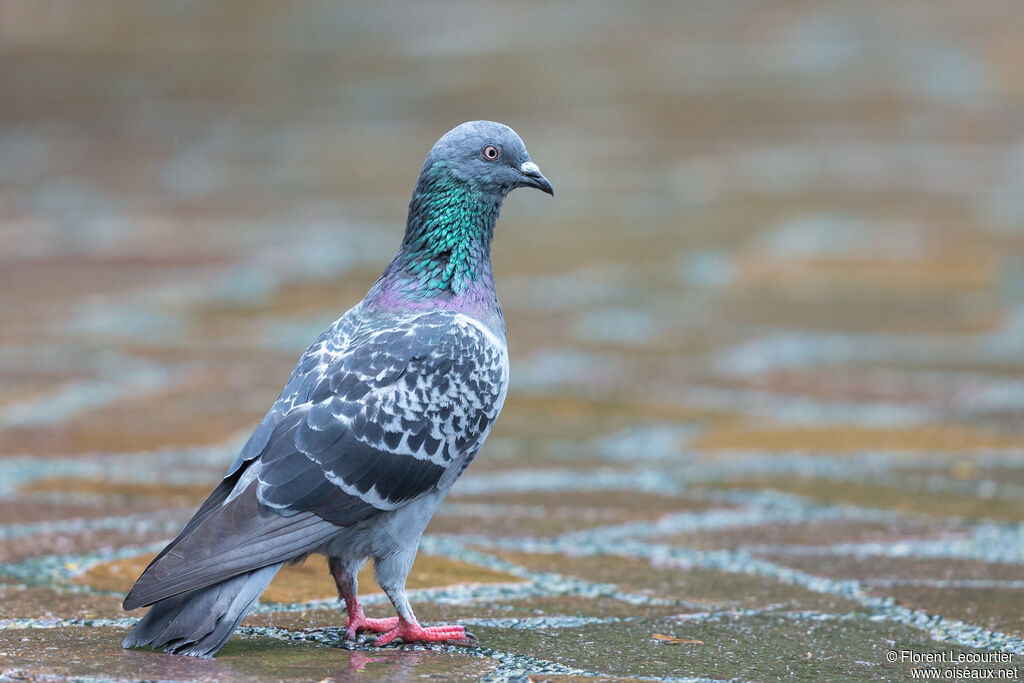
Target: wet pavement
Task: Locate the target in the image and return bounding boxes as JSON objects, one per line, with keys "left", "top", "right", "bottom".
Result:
{"left": 2, "top": 1, "right": 1024, "bottom": 681}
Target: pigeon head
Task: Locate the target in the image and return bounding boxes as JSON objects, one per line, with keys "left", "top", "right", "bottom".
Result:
{"left": 419, "top": 120, "right": 553, "bottom": 198}
{"left": 386, "top": 121, "right": 552, "bottom": 301}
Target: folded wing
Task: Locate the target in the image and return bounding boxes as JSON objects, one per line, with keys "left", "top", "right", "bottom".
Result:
{"left": 124, "top": 311, "right": 507, "bottom": 609}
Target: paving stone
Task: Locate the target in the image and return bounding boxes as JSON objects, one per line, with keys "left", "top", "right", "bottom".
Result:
{"left": 243, "top": 594, "right": 690, "bottom": 634}
{"left": 717, "top": 292, "right": 1004, "bottom": 336}
{"left": 0, "top": 627, "right": 497, "bottom": 682}
{"left": 426, "top": 507, "right": 635, "bottom": 538}
{"left": 491, "top": 394, "right": 720, "bottom": 444}
{"left": 471, "top": 612, "right": 1014, "bottom": 681}
{"left": 489, "top": 551, "right": 861, "bottom": 613}
{"left": 663, "top": 519, "right": 963, "bottom": 550}
{"left": 715, "top": 477, "right": 1024, "bottom": 521}
{"left": 693, "top": 424, "right": 1024, "bottom": 453}
{"left": 872, "top": 585, "right": 1024, "bottom": 639}
{"left": 77, "top": 552, "right": 522, "bottom": 603}
{"left": 428, "top": 490, "right": 718, "bottom": 538}
{"left": 734, "top": 254, "right": 997, "bottom": 295}
{"left": 0, "top": 371, "right": 274, "bottom": 456}
{"left": 760, "top": 554, "right": 1024, "bottom": 584}
{"left": 0, "top": 375, "right": 94, "bottom": 414}
{"left": 0, "top": 501, "right": 112, "bottom": 525}
{"left": 19, "top": 478, "right": 212, "bottom": 507}
{"left": 449, "top": 489, "right": 714, "bottom": 514}
{"left": 412, "top": 594, "right": 690, "bottom": 623}
{"left": 0, "top": 585, "right": 125, "bottom": 620}
{"left": 3, "top": 1, "right": 1024, "bottom": 679}
{"left": 962, "top": 466, "right": 1024, "bottom": 487}
{"left": 0, "top": 521, "right": 186, "bottom": 564}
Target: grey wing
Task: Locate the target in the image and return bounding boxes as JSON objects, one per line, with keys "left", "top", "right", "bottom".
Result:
{"left": 132, "top": 313, "right": 359, "bottom": 576}
{"left": 224, "top": 310, "right": 362, "bottom": 478}
{"left": 258, "top": 311, "right": 509, "bottom": 517}
{"left": 124, "top": 311, "right": 507, "bottom": 609}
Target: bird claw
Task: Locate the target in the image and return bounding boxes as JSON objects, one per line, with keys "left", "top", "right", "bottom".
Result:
{"left": 373, "top": 622, "right": 473, "bottom": 647}
{"left": 344, "top": 614, "right": 400, "bottom": 640}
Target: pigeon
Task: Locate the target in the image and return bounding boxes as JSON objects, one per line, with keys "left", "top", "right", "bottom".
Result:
{"left": 121, "top": 121, "right": 552, "bottom": 657}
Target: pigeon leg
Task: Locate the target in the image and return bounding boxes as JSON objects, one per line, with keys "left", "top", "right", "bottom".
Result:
{"left": 329, "top": 557, "right": 398, "bottom": 639}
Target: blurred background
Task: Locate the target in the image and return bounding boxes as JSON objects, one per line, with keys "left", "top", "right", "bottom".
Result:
{"left": 2, "top": 2, "right": 1024, "bottom": 681}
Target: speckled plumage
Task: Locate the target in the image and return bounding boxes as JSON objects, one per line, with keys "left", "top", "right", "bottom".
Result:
{"left": 121, "top": 121, "right": 551, "bottom": 657}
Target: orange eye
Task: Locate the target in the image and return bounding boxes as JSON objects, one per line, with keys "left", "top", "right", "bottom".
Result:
{"left": 482, "top": 145, "right": 500, "bottom": 161}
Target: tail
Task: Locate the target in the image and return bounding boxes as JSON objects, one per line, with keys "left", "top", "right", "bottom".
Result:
{"left": 122, "top": 562, "right": 282, "bottom": 658}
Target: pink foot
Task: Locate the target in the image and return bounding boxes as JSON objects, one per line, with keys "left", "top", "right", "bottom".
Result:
{"left": 374, "top": 619, "right": 473, "bottom": 646}
{"left": 344, "top": 610, "right": 400, "bottom": 640}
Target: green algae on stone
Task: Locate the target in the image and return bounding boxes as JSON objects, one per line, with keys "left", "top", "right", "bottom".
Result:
{"left": 471, "top": 613, "right": 1017, "bottom": 681}
{"left": 872, "top": 585, "right": 1024, "bottom": 639}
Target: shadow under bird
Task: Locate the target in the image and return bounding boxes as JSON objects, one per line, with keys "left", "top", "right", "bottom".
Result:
{"left": 121, "top": 121, "right": 553, "bottom": 657}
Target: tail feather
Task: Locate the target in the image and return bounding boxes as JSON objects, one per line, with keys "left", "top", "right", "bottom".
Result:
{"left": 123, "top": 562, "right": 282, "bottom": 658}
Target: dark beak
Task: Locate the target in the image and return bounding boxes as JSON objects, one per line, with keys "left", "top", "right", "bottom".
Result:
{"left": 519, "top": 161, "right": 554, "bottom": 196}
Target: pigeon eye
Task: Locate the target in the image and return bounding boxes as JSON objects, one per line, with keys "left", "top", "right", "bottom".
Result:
{"left": 482, "top": 145, "right": 500, "bottom": 161}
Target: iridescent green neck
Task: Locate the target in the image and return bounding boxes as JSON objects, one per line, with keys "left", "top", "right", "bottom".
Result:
{"left": 396, "top": 162, "right": 501, "bottom": 296}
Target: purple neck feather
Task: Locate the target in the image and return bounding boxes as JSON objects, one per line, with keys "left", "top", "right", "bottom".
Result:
{"left": 364, "top": 163, "right": 505, "bottom": 332}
